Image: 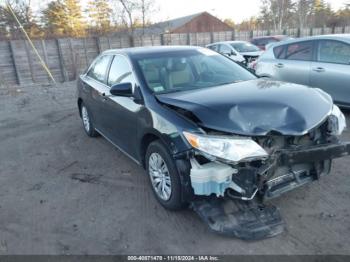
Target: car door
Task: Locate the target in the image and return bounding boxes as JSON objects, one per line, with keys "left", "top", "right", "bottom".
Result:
{"left": 83, "top": 55, "right": 113, "bottom": 132}
{"left": 310, "top": 39, "right": 350, "bottom": 106}
{"left": 271, "top": 41, "right": 314, "bottom": 86}
{"left": 101, "top": 54, "right": 143, "bottom": 159}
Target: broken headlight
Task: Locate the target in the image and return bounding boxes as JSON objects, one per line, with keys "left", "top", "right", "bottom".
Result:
{"left": 329, "top": 105, "right": 346, "bottom": 136}
{"left": 183, "top": 131, "right": 268, "bottom": 163}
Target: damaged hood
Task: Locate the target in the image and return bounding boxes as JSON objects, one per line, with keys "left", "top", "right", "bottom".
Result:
{"left": 156, "top": 79, "right": 333, "bottom": 136}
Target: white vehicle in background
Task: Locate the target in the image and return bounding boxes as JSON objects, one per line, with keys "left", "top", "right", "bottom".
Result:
{"left": 206, "top": 41, "right": 263, "bottom": 66}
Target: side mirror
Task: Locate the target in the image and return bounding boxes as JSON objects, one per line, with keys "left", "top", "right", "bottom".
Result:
{"left": 110, "top": 82, "right": 133, "bottom": 97}
{"left": 231, "top": 51, "right": 237, "bottom": 56}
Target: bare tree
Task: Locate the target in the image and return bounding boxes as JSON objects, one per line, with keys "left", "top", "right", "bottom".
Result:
{"left": 117, "top": 0, "right": 138, "bottom": 45}
{"left": 294, "top": 0, "right": 314, "bottom": 29}
{"left": 139, "top": 0, "right": 156, "bottom": 35}
{"left": 260, "top": 0, "right": 294, "bottom": 30}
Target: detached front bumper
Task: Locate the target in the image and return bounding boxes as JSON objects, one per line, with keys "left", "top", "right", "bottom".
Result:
{"left": 279, "top": 142, "right": 350, "bottom": 165}
{"left": 189, "top": 141, "right": 350, "bottom": 201}
{"left": 189, "top": 141, "right": 350, "bottom": 240}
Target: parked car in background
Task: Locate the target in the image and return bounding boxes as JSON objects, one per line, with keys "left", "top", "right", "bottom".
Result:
{"left": 251, "top": 35, "right": 292, "bottom": 50}
{"left": 77, "top": 46, "right": 350, "bottom": 239}
{"left": 206, "top": 41, "right": 263, "bottom": 65}
{"left": 206, "top": 41, "right": 246, "bottom": 64}
{"left": 255, "top": 34, "right": 350, "bottom": 107}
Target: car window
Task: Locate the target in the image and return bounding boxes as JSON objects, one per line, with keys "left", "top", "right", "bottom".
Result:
{"left": 108, "top": 55, "right": 135, "bottom": 87}
{"left": 208, "top": 45, "right": 218, "bottom": 52}
{"left": 136, "top": 49, "right": 256, "bottom": 94}
{"left": 230, "top": 42, "right": 260, "bottom": 52}
{"left": 318, "top": 40, "right": 350, "bottom": 65}
{"left": 285, "top": 41, "right": 313, "bottom": 61}
{"left": 219, "top": 44, "right": 232, "bottom": 54}
{"left": 273, "top": 45, "right": 286, "bottom": 59}
{"left": 255, "top": 38, "right": 277, "bottom": 46}
{"left": 87, "top": 55, "right": 111, "bottom": 83}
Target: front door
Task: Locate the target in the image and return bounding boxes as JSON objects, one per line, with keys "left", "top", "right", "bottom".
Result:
{"left": 101, "top": 55, "right": 142, "bottom": 159}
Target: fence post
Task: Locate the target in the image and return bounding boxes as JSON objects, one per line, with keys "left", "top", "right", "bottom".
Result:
{"left": 160, "top": 34, "right": 165, "bottom": 45}
{"left": 95, "top": 37, "right": 101, "bottom": 54}
{"left": 321, "top": 26, "right": 325, "bottom": 35}
{"left": 107, "top": 36, "right": 112, "bottom": 49}
{"left": 342, "top": 26, "right": 346, "bottom": 34}
{"left": 231, "top": 29, "right": 235, "bottom": 40}
{"left": 250, "top": 30, "right": 254, "bottom": 39}
{"left": 40, "top": 39, "right": 51, "bottom": 83}
{"left": 297, "top": 28, "right": 301, "bottom": 37}
{"left": 309, "top": 27, "right": 313, "bottom": 36}
{"left": 56, "top": 38, "right": 68, "bottom": 82}
{"left": 332, "top": 26, "right": 335, "bottom": 34}
{"left": 210, "top": 31, "right": 214, "bottom": 43}
{"left": 9, "top": 40, "right": 22, "bottom": 85}
{"left": 186, "top": 33, "right": 190, "bottom": 45}
{"left": 23, "top": 40, "right": 35, "bottom": 83}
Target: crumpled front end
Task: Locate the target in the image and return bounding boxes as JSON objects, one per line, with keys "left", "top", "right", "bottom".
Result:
{"left": 178, "top": 106, "right": 349, "bottom": 240}
{"left": 186, "top": 106, "right": 348, "bottom": 201}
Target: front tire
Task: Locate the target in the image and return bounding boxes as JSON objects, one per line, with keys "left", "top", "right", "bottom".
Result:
{"left": 146, "top": 140, "right": 185, "bottom": 210}
{"left": 80, "top": 102, "right": 99, "bottom": 137}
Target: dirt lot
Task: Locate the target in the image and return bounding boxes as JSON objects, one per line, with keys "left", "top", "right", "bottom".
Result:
{"left": 0, "top": 82, "right": 350, "bottom": 255}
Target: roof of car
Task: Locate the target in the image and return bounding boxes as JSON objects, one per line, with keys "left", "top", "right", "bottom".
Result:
{"left": 207, "top": 41, "right": 248, "bottom": 46}
{"left": 270, "top": 34, "right": 350, "bottom": 47}
{"left": 102, "top": 45, "right": 204, "bottom": 56}
{"left": 252, "top": 35, "right": 288, "bottom": 40}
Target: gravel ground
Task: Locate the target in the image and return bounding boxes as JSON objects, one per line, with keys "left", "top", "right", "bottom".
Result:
{"left": 0, "top": 82, "right": 349, "bottom": 255}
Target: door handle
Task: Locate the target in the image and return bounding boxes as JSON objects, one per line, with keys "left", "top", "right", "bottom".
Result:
{"left": 275, "top": 63, "right": 284, "bottom": 68}
{"left": 312, "top": 67, "right": 325, "bottom": 73}
{"left": 100, "top": 92, "right": 108, "bottom": 101}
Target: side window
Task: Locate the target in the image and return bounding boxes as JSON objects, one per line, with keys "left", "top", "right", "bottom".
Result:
{"left": 273, "top": 45, "right": 286, "bottom": 59}
{"left": 108, "top": 55, "right": 135, "bottom": 87}
{"left": 208, "top": 45, "right": 218, "bottom": 52}
{"left": 285, "top": 41, "right": 313, "bottom": 61}
{"left": 219, "top": 44, "right": 232, "bottom": 54}
{"left": 87, "top": 55, "right": 111, "bottom": 83}
{"left": 318, "top": 40, "right": 350, "bottom": 65}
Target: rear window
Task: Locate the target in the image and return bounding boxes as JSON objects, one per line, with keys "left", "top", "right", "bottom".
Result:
{"left": 254, "top": 38, "right": 278, "bottom": 46}
{"left": 285, "top": 41, "right": 313, "bottom": 61}
{"left": 274, "top": 41, "right": 313, "bottom": 61}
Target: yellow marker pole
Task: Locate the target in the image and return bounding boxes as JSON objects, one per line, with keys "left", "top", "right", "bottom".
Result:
{"left": 7, "top": 3, "right": 56, "bottom": 83}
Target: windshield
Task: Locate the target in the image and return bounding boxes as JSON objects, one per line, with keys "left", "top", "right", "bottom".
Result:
{"left": 136, "top": 48, "right": 256, "bottom": 94}
{"left": 230, "top": 42, "right": 260, "bottom": 52}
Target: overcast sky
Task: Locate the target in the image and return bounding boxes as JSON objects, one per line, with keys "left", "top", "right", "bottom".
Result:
{"left": 155, "top": 0, "right": 348, "bottom": 22}
{"left": 32, "top": 0, "right": 349, "bottom": 23}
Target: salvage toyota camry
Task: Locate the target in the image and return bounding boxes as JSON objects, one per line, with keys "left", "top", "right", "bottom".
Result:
{"left": 77, "top": 46, "right": 349, "bottom": 239}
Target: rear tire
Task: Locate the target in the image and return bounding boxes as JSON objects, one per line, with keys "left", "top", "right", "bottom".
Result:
{"left": 80, "top": 102, "right": 99, "bottom": 137}
{"left": 146, "top": 140, "right": 186, "bottom": 210}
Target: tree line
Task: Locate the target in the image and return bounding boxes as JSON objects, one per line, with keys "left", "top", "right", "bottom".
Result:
{"left": 0, "top": 0, "right": 156, "bottom": 40}
{"left": 0, "top": 0, "right": 349, "bottom": 40}
{"left": 234, "top": 0, "right": 350, "bottom": 31}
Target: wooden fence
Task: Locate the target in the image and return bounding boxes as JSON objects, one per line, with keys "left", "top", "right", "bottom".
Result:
{"left": 0, "top": 26, "right": 349, "bottom": 86}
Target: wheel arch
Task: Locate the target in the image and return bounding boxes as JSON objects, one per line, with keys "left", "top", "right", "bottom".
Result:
{"left": 77, "top": 98, "right": 83, "bottom": 117}
{"left": 140, "top": 132, "right": 162, "bottom": 168}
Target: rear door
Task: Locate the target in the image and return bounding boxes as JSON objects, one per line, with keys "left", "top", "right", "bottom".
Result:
{"left": 310, "top": 39, "right": 350, "bottom": 106}
{"left": 271, "top": 41, "right": 314, "bottom": 86}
